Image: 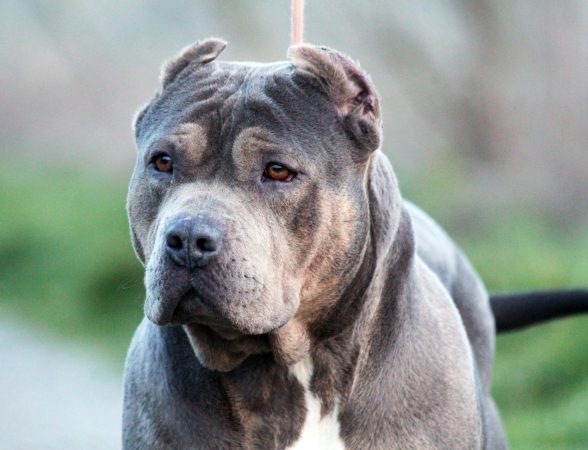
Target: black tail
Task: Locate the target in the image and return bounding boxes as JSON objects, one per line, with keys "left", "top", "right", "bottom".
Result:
{"left": 490, "top": 289, "right": 588, "bottom": 333}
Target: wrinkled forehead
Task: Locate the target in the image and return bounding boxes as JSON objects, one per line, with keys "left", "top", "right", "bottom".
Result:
{"left": 135, "top": 60, "right": 335, "bottom": 150}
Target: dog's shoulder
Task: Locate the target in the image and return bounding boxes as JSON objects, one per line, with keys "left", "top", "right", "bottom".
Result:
{"left": 343, "top": 238, "right": 483, "bottom": 449}
{"left": 123, "top": 319, "right": 237, "bottom": 449}
{"left": 405, "top": 200, "right": 495, "bottom": 390}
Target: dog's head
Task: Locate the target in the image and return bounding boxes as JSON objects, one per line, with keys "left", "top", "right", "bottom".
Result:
{"left": 128, "top": 39, "right": 385, "bottom": 371}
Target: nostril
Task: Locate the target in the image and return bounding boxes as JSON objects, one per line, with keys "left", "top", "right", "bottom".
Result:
{"left": 166, "top": 234, "right": 183, "bottom": 250}
{"left": 195, "top": 237, "right": 217, "bottom": 253}
{"left": 165, "top": 227, "right": 188, "bottom": 267}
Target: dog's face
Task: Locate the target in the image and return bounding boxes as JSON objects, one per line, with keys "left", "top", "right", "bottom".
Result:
{"left": 128, "top": 39, "right": 382, "bottom": 370}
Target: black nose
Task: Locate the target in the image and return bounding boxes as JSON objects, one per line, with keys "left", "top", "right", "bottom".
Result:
{"left": 165, "top": 216, "right": 223, "bottom": 268}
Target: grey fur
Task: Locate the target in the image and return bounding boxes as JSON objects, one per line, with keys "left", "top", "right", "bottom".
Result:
{"left": 123, "top": 41, "right": 507, "bottom": 449}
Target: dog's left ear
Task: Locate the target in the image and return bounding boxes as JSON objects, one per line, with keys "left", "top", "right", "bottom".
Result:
{"left": 288, "top": 44, "right": 381, "bottom": 152}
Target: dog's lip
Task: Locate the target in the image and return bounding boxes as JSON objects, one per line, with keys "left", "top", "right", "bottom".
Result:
{"left": 149, "top": 285, "right": 288, "bottom": 337}
{"left": 166, "top": 288, "right": 216, "bottom": 324}
{"left": 164, "top": 289, "right": 249, "bottom": 338}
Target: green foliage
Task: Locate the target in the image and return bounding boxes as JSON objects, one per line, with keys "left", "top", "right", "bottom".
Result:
{"left": 0, "top": 166, "right": 144, "bottom": 362}
{"left": 467, "top": 219, "right": 588, "bottom": 449}
{"left": 2, "top": 164, "right": 587, "bottom": 448}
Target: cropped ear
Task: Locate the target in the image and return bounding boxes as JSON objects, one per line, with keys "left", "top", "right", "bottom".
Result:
{"left": 160, "top": 37, "right": 227, "bottom": 89}
{"left": 132, "top": 100, "right": 151, "bottom": 138}
{"left": 288, "top": 44, "right": 381, "bottom": 152}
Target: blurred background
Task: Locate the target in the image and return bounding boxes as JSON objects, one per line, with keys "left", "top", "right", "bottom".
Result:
{"left": 1, "top": 1, "right": 587, "bottom": 448}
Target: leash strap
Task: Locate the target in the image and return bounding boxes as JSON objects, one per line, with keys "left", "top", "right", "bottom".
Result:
{"left": 291, "top": 0, "right": 305, "bottom": 45}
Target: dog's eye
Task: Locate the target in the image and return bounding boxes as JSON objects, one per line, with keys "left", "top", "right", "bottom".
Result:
{"left": 263, "top": 163, "right": 295, "bottom": 182}
{"left": 153, "top": 154, "right": 173, "bottom": 173}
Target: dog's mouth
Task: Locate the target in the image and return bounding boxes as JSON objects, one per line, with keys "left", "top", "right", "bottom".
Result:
{"left": 148, "top": 286, "right": 232, "bottom": 330}
{"left": 166, "top": 288, "right": 215, "bottom": 324}
{"left": 146, "top": 284, "right": 288, "bottom": 341}
{"left": 170, "top": 289, "right": 247, "bottom": 339}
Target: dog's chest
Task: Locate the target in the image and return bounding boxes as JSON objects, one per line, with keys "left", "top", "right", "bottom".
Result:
{"left": 286, "top": 358, "right": 346, "bottom": 450}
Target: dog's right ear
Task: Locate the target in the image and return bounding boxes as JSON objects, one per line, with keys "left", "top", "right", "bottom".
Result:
{"left": 160, "top": 37, "right": 227, "bottom": 88}
{"left": 288, "top": 44, "right": 381, "bottom": 153}
{"left": 133, "top": 38, "right": 227, "bottom": 137}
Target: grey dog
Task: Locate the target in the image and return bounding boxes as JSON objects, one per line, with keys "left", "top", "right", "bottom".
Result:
{"left": 123, "top": 39, "right": 588, "bottom": 449}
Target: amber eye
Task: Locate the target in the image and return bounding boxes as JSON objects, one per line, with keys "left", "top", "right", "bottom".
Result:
{"left": 264, "top": 163, "right": 295, "bottom": 182}
{"left": 153, "top": 154, "right": 173, "bottom": 173}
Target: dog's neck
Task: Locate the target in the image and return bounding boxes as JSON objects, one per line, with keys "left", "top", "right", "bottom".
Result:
{"left": 216, "top": 216, "right": 416, "bottom": 450}
{"left": 304, "top": 205, "right": 416, "bottom": 413}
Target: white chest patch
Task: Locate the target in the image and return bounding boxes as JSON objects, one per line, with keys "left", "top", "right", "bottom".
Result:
{"left": 286, "top": 358, "right": 346, "bottom": 450}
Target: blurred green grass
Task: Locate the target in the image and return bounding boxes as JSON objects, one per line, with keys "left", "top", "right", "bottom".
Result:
{"left": 1, "top": 163, "right": 587, "bottom": 448}
{"left": 0, "top": 165, "right": 144, "bottom": 361}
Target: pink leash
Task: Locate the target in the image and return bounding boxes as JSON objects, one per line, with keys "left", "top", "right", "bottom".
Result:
{"left": 291, "top": 0, "right": 305, "bottom": 45}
